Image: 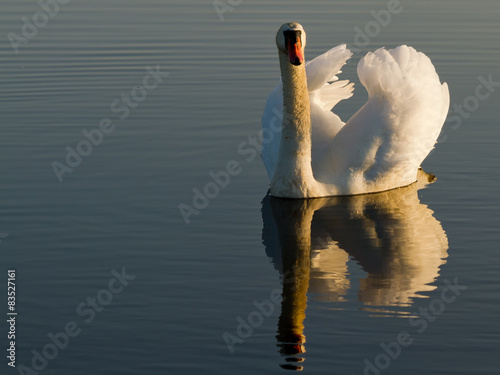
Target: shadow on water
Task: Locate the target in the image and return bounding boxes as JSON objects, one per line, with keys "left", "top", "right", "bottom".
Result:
{"left": 261, "top": 170, "right": 449, "bottom": 370}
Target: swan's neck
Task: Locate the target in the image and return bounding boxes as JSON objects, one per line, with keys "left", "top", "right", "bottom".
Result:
{"left": 271, "top": 51, "right": 317, "bottom": 198}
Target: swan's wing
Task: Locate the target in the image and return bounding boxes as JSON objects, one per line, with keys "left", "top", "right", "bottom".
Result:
{"left": 306, "top": 44, "right": 354, "bottom": 95}
{"left": 321, "top": 45, "right": 449, "bottom": 192}
{"left": 307, "top": 45, "right": 354, "bottom": 155}
{"left": 262, "top": 44, "right": 354, "bottom": 181}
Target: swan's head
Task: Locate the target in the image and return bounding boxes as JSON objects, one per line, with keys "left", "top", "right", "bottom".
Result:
{"left": 276, "top": 22, "right": 306, "bottom": 66}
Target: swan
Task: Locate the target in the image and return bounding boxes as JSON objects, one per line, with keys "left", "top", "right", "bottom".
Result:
{"left": 262, "top": 22, "right": 450, "bottom": 198}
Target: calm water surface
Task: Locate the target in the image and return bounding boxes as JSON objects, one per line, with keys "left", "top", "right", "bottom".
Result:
{"left": 1, "top": 0, "right": 499, "bottom": 374}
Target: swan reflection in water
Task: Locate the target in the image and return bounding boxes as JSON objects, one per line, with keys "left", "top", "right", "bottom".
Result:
{"left": 262, "top": 170, "right": 448, "bottom": 370}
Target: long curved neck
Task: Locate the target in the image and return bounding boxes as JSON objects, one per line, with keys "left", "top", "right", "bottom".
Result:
{"left": 271, "top": 51, "right": 315, "bottom": 197}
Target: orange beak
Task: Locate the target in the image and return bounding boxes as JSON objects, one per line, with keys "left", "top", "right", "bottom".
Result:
{"left": 286, "top": 33, "right": 304, "bottom": 66}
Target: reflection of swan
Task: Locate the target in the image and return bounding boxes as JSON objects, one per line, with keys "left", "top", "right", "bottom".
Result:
{"left": 262, "top": 23, "right": 449, "bottom": 198}
{"left": 262, "top": 171, "right": 448, "bottom": 368}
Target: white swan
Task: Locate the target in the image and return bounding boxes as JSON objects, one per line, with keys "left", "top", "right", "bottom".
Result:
{"left": 262, "top": 23, "right": 449, "bottom": 198}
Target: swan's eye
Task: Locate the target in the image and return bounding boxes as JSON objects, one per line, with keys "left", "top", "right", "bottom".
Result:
{"left": 283, "top": 30, "right": 304, "bottom": 66}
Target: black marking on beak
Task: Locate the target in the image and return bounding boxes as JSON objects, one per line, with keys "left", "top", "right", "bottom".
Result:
{"left": 284, "top": 30, "right": 301, "bottom": 44}
{"left": 284, "top": 30, "right": 303, "bottom": 66}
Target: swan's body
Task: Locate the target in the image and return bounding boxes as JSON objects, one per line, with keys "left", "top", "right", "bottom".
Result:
{"left": 262, "top": 23, "right": 449, "bottom": 198}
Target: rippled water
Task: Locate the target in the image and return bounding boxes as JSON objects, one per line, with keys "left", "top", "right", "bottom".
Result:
{"left": 1, "top": 0, "right": 499, "bottom": 374}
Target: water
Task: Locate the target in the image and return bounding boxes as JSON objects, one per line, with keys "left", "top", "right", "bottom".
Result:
{"left": 1, "top": 0, "right": 499, "bottom": 374}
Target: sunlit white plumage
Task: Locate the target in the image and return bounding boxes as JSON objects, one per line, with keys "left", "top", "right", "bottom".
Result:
{"left": 262, "top": 23, "right": 449, "bottom": 198}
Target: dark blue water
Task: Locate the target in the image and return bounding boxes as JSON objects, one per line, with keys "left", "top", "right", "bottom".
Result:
{"left": 1, "top": 0, "right": 499, "bottom": 374}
